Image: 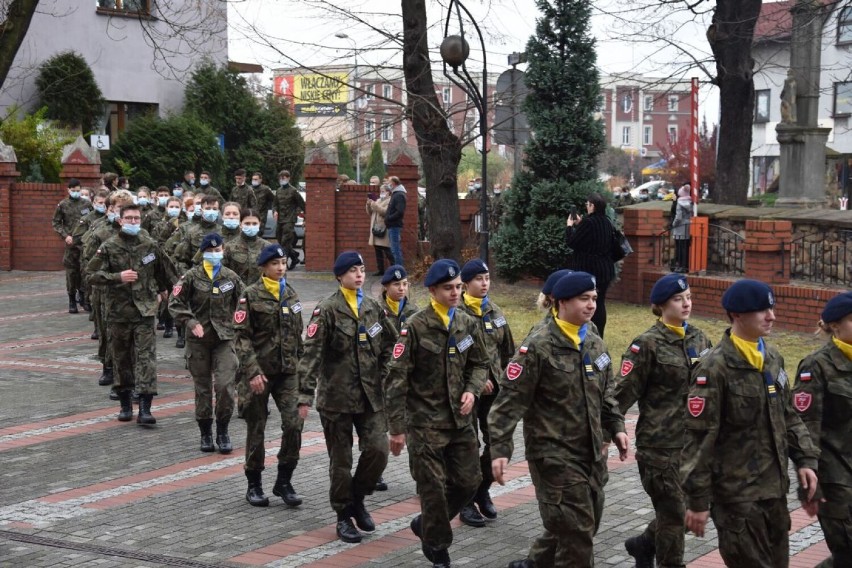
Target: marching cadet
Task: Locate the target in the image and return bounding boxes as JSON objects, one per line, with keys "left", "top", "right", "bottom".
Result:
{"left": 233, "top": 244, "right": 305, "bottom": 508}
{"left": 198, "top": 170, "right": 224, "bottom": 204}
{"left": 223, "top": 209, "right": 271, "bottom": 286}
{"left": 152, "top": 196, "right": 183, "bottom": 338}
{"left": 457, "top": 259, "right": 515, "bottom": 527}
{"left": 173, "top": 195, "right": 222, "bottom": 275}
{"left": 273, "top": 169, "right": 305, "bottom": 266}
{"left": 230, "top": 169, "right": 258, "bottom": 212}
{"left": 791, "top": 292, "right": 852, "bottom": 568}
{"left": 53, "top": 178, "right": 92, "bottom": 313}
{"left": 681, "top": 279, "right": 820, "bottom": 568}
{"left": 385, "top": 259, "right": 490, "bottom": 568}
{"left": 490, "top": 271, "right": 628, "bottom": 568}
{"left": 379, "top": 265, "right": 419, "bottom": 335}
{"left": 613, "top": 274, "right": 712, "bottom": 568}
{"left": 180, "top": 170, "right": 196, "bottom": 195}
{"left": 297, "top": 251, "right": 395, "bottom": 544}
{"left": 72, "top": 190, "right": 110, "bottom": 317}
{"left": 87, "top": 203, "right": 178, "bottom": 424}
{"left": 220, "top": 202, "right": 242, "bottom": 243}
{"left": 250, "top": 171, "right": 275, "bottom": 229}
{"left": 169, "top": 233, "right": 243, "bottom": 453}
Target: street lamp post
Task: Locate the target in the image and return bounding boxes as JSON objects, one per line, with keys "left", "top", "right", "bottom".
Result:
{"left": 335, "top": 32, "right": 361, "bottom": 183}
{"left": 440, "top": 0, "right": 489, "bottom": 263}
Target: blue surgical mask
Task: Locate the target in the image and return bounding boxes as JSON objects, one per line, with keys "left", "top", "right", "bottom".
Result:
{"left": 202, "top": 209, "right": 219, "bottom": 222}
{"left": 173, "top": 189, "right": 183, "bottom": 198}
{"left": 158, "top": 196, "right": 169, "bottom": 207}
{"left": 121, "top": 223, "right": 141, "bottom": 236}
{"left": 138, "top": 197, "right": 149, "bottom": 207}
{"left": 241, "top": 225, "right": 260, "bottom": 237}
{"left": 199, "top": 178, "right": 209, "bottom": 187}
{"left": 167, "top": 207, "right": 181, "bottom": 218}
{"left": 187, "top": 178, "right": 195, "bottom": 185}
{"left": 194, "top": 207, "right": 202, "bottom": 217}
{"left": 108, "top": 212, "right": 117, "bottom": 222}
{"left": 223, "top": 218, "right": 239, "bottom": 230}
{"left": 94, "top": 204, "right": 106, "bottom": 214}
{"left": 279, "top": 178, "right": 289, "bottom": 186}
{"left": 203, "top": 251, "right": 223, "bottom": 264}
{"left": 70, "top": 191, "right": 81, "bottom": 200}
{"left": 81, "top": 195, "right": 91, "bottom": 201}
{"left": 251, "top": 180, "right": 260, "bottom": 187}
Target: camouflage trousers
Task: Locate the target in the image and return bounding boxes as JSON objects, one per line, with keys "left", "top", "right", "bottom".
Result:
{"left": 186, "top": 336, "right": 237, "bottom": 422}
{"left": 110, "top": 317, "right": 157, "bottom": 395}
{"left": 816, "top": 484, "right": 852, "bottom": 568}
{"left": 526, "top": 457, "right": 606, "bottom": 568}
{"left": 63, "top": 246, "right": 82, "bottom": 295}
{"left": 408, "top": 425, "right": 481, "bottom": 551}
{"left": 276, "top": 222, "right": 297, "bottom": 254}
{"left": 473, "top": 393, "right": 496, "bottom": 487}
{"left": 711, "top": 498, "right": 790, "bottom": 568}
{"left": 637, "top": 449, "right": 686, "bottom": 568}
{"left": 91, "top": 287, "right": 111, "bottom": 367}
{"left": 319, "top": 409, "right": 388, "bottom": 512}
{"left": 240, "top": 373, "right": 303, "bottom": 472}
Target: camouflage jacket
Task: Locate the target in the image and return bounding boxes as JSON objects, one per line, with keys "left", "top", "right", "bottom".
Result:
{"left": 200, "top": 185, "right": 225, "bottom": 205}
{"left": 141, "top": 205, "right": 162, "bottom": 233}
{"left": 253, "top": 184, "right": 275, "bottom": 225}
{"left": 380, "top": 293, "right": 420, "bottom": 336}
{"left": 190, "top": 226, "right": 241, "bottom": 265}
{"left": 168, "top": 263, "right": 244, "bottom": 341}
{"left": 458, "top": 294, "right": 515, "bottom": 389}
{"left": 613, "top": 320, "right": 712, "bottom": 450}
{"left": 172, "top": 218, "right": 221, "bottom": 273}
{"left": 298, "top": 289, "right": 396, "bottom": 413}
{"left": 52, "top": 197, "right": 91, "bottom": 240}
{"left": 792, "top": 341, "right": 852, "bottom": 487}
{"left": 163, "top": 217, "right": 198, "bottom": 257}
{"left": 151, "top": 216, "right": 181, "bottom": 246}
{"left": 72, "top": 209, "right": 106, "bottom": 247}
{"left": 385, "top": 304, "right": 489, "bottom": 434}
{"left": 273, "top": 184, "right": 305, "bottom": 226}
{"left": 233, "top": 279, "right": 305, "bottom": 380}
{"left": 230, "top": 184, "right": 257, "bottom": 212}
{"left": 488, "top": 319, "right": 625, "bottom": 464}
{"left": 86, "top": 232, "right": 178, "bottom": 322}
{"left": 223, "top": 233, "right": 272, "bottom": 285}
{"left": 681, "top": 331, "right": 820, "bottom": 511}
{"left": 82, "top": 219, "right": 122, "bottom": 278}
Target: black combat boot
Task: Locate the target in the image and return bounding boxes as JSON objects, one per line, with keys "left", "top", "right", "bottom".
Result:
{"left": 431, "top": 547, "right": 451, "bottom": 568}
{"left": 91, "top": 324, "right": 99, "bottom": 340}
{"left": 156, "top": 320, "right": 165, "bottom": 330}
{"left": 459, "top": 503, "right": 486, "bottom": 527}
{"left": 350, "top": 491, "right": 375, "bottom": 533}
{"left": 79, "top": 291, "right": 90, "bottom": 312}
{"left": 98, "top": 365, "right": 114, "bottom": 386}
{"left": 625, "top": 533, "right": 655, "bottom": 568}
{"left": 410, "top": 515, "right": 435, "bottom": 562}
{"left": 137, "top": 394, "right": 157, "bottom": 425}
{"left": 375, "top": 476, "right": 388, "bottom": 491}
{"left": 336, "top": 507, "right": 362, "bottom": 543}
{"left": 198, "top": 419, "right": 214, "bottom": 452}
{"left": 131, "top": 390, "right": 140, "bottom": 402}
{"left": 272, "top": 463, "right": 303, "bottom": 507}
{"left": 175, "top": 326, "right": 185, "bottom": 348}
{"left": 162, "top": 325, "right": 173, "bottom": 339}
{"left": 244, "top": 470, "right": 269, "bottom": 507}
{"left": 68, "top": 293, "right": 78, "bottom": 314}
{"left": 474, "top": 483, "right": 498, "bottom": 520}
{"left": 117, "top": 390, "right": 133, "bottom": 422}
{"left": 215, "top": 420, "right": 232, "bottom": 454}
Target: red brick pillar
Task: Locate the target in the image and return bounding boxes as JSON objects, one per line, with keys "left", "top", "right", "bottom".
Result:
{"left": 387, "top": 151, "right": 420, "bottom": 266}
{"left": 303, "top": 145, "right": 339, "bottom": 272}
{"left": 59, "top": 136, "right": 102, "bottom": 189}
{"left": 0, "top": 144, "right": 21, "bottom": 271}
{"left": 609, "top": 207, "right": 668, "bottom": 304}
{"left": 743, "top": 219, "right": 791, "bottom": 285}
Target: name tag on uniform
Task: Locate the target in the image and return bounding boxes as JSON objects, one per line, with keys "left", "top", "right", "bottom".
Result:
{"left": 367, "top": 322, "right": 382, "bottom": 337}
{"left": 493, "top": 316, "right": 507, "bottom": 328}
{"left": 699, "top": 348, "right": 711, "bottom": 357}
{"left": 594, "top": 353, "right": 611, "bottom": 371}
{"left": 457, "top": 335, "right": 474, "bottom": 353}
{"left": 291, "top": 302, "right": 302, "bottom": 313}
{"left": 778, "top": 369, "right": 788, "bottom": 389}
{"left": 219, "top": 281, "right": 234, "bottom": 293}
{"left": 141, "top": 253, "right": 156, "bottom": 265}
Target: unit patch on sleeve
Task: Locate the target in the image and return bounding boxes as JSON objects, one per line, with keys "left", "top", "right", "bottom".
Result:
{"left": 306, "top": 323, "right": 318, "bottom": 338}
{"left": 793, "top": 392, "right": 812, "bottom": 412}
{"left": 687, "top": 396, "right": 705, "bottom": 417}
{"left": 506, "top": 362, "right": 524, "bottom": 381}
{"left": 620, "top": 360, "right": 634, "bottom": 377}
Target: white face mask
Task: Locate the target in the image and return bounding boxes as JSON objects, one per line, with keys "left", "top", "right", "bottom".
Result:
{"left": 251, "top": 180, "right": 260, "bottom": 187}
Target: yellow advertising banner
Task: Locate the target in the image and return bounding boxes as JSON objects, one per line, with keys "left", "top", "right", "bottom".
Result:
{"left": 293, "top": 73, "right": 349, "bottom": 116}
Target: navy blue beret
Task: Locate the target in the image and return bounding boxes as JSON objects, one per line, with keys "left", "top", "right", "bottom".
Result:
{"left": 256, "top": 244, "right": 286, "bottom": 266}
{"left": 200, "top": 233, "right": 223, "bottom": 251}
{"left": 460, "top": 259, "right": 489, "bottom": 283}
{"left": 381, "top": 264, "right": 407, "bottom": 285}
{"left": 542, "top": 269, "right": 574, "bottom": 296}
{"left": 552, "top": 271, "right": 596, "bottom": 300}
{"left": 333, "top": 251, "right": 365, "bottom": 276}
{"left": 821, "top": 291, "right": 852, "bottom": 324}
{"left": 424, "top": 259, "right": 461, "bottom": 287}
{"left": 650, "top": 273, "right": 690, "bottom": 305}
{"left": 721, "top": 279, "right": 775, "bottom": 313}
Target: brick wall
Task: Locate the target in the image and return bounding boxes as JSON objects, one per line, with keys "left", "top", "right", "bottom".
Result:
{"left": 457, "top": 199, "right": 481, "bottom": 250}
{"left": 8, "top": 182, "right": 68, "bottom": 271}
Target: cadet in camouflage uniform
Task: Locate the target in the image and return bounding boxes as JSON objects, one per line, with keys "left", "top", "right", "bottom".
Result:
{"left": 250, "top": 172, "right": 275, "bottom": 228}
{"left": 297, "top": 251, "right": 395, "bottom": 544}
{"left": 385, "top": 259, "right": 490, "bottom": 568}
{"left": 173, "top": 195, "right": 223, "bottom": 274}
{"left": 198, "top": 171, "right": 225, "bottom": 204}
{"left": 180, "top": 170, "right": 196, "bottom": 196}
{"left": 681, "top": 279, "right": 820, "bottom": 568}
{"left": 168, "top": 233, "right": 243, "bottom": 454}
{"left": 489, "top": 272, "right": 628, "bottom": 568}
{"left": 53, "top": 178, "right": 92, "bottom": 313}
{"left": 457, "top": 259, "right": 515, "bottom": 528}
{"left": 613, "top": 274, "right": 712, "bottom": 568}
{"left": 234, "top": 245, "right": 305, "bottom": 508}
{"left": 220, "top": 202, "right": 242, "bottom": 244}
{"left": 87, "top": 203, "right": 178, "bottom": 424}
{"left": 223, "top": 209, "right": 271, "bottom": 285}
{"left": 272, "top": 170, "right": 305, "bottom": 265}
{"left": 378, "top": 265, "right": 419, "bottom": 335}
{"left": 151, "top": 197, "right": 183, "bottom": 338}
{"left": 73, "top": 190, "right": 109, "bottom": 325}
{"left": 791, "top": 292, "right": 852, "bottom": 568}
{"left": 230, "top": 169, "right": 258, "bottom": 213}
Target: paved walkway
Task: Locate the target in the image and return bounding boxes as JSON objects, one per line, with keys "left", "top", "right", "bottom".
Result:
{"left": 0, "top": 270, "right": 830, "bottom": 567}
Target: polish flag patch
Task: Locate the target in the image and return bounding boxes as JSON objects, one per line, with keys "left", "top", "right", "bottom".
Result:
{"left": 393, "top": 342, "right": 405, "bottom": 359}
{"left": 696, "top": 376, "right": 707, "bottom": 386}
{"left": 630, "top": 343, "right": 641, "bottom": 353}
{"left": 233, "top": 310, "right": 246, "bottom": 324}
{"left": 306, "top": 323, "right": 318, "bottom": 338}
{"left": 506, "top": 362, "right": 524, "bottom": 380}
{"left": 519, "top": 345, "right": 528, "bottom": 354}
{"left": 799, "top": 372, "right": 812, "bottom": 382}
{"left": 793, "top": 392, "right": 812, "bottom": 412}
{"left": 687, "top": 396, "right": 705, "bottom": 417}
{"left": 620, "top": 360, "right": 634, "bottom": 377}
{"left": 313, "top": 308, "right": 321, "bottom": 316}
{"left": 400, "top": 328, "right": 408, "bottom": 336}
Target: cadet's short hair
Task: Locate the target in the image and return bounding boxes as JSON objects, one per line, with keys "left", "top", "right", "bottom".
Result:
{"left": 136, "top": 186, "right": 151, "bottom": 196}
{"left": 200, "top": 170, "right": 210, "bottom": 177}
{"left": 184, "top": 170, "right": 195, "bottom": 176}
{"left": 222, "top": 201, "right": 241, "bottom": 213}
{"left": 252, "top": 171, "right": 262, "bottom": 179}
{"left": 278, "top": 169, "right": 290, "bottom": 177}
{"left": 102, "top": 172, "right": 118, "bottom": 187}
{"left": 156, "top": 186, "right": 171, "bottom": 195}
{"left": 119, "top": 203, "right": 141, "bottom": 218}
{"left": 200, "top": 195, "right": 220, "bottom": 208}
{"left": 94, "top": 190, "right": 110, "bottom": 201}
{"left": 117, "top": 176, "right": 129, "bottom": 187}
{"left": 234, "top": 168, "right": 247, "bottom": 177}
{"left": 166, "top": 196, "right": 182, "bottom": 207}
{"left": 109, "top": 189, "right": 134, "bottom": 206}
{"left": 67, "top": 178, "right": 81, "bottom": 189}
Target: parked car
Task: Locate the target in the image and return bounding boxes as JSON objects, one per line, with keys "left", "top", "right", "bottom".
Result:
{"left": 629, "top": 180, "right": 670, "bottom": 199}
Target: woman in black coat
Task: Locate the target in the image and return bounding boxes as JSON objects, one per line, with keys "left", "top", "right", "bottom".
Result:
{"left": 565, "top": 192, "right": 616, "bottom": 337}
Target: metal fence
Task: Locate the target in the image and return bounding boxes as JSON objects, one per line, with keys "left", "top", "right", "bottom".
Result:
{"left": 653, "top": 224, "right": 745, "bottom": 275}
{"left": 790, "top": 230, "right": 852, "bottom": 285}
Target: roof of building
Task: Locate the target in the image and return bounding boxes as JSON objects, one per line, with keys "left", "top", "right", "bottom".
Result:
{"left": 754, "top": 0, "right": 795, "bottom": 43}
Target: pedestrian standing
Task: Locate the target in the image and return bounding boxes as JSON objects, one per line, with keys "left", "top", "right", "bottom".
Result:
{"left": 297, "top": 251, "right": 395, "bottom": 543}
{"left": 366, "top": 183, "right": 394, "bottom": 275}
{"left": 791, "top": 291, "right": 852, "bottom": 568}
{"left": 671, "top": 184, "right": 692, "bottom": 273}
{"left": 272, "top": 170, "right": 305, "bottom": 267}
{"left": 681, "top": 279, "right": 820, "bottom": 568}
{"left": 384, "top": 176, "right": 407, "bottom": 266}
{"left": 53, "top": 178, "right": 92, "bottom": 313}
{"left": 234, "top": 244, "right": 305, "bottom": 508}
{"left": 230, "top": 169, "right": 258, "bottom": 213}
{"left": 385, "top": 259, "right": 489, "bottom": 568}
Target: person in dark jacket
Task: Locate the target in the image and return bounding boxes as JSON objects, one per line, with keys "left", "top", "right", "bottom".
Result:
{"left": 565, "top": 192, "right": 617, "bottom": 337}
{"left": 384, "top": 176, "right": 407, "bottom": 266}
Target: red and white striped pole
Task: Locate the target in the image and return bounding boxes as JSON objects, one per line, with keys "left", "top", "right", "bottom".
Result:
{"left": 690, "top": 77, "right": 700, "bottom": 216}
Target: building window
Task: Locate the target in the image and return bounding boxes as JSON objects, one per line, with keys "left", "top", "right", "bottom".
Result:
{"left": 643, "top": 95, "right": 654, "bottom": 112}
{"left": 667, "top": 95, "right": 679, "bottom": 112}
{"left": 622, "top": 94, "right": 633, "bottom": 114}
{"left": 668, "top": 126, "right": 678, "bottom": 142}
{"left": 834, "top": 82, "right": 852, "bottom": 117}
{"left": 382, "top": 84, "right": 392, "bottom": 99}
{"left": 643, "top": 125, "right": 652, "bottom": 146}
{"left": 96, "top": 0, "right": 150, "bottom": 15}
{"left": 365, "top": 84, "right": 374, "bottom": 100}
{"left": 381, "top": 117, "right": 393, "bottom": 141}
{"left": 442, "top": 87, "right": 452, "bottom": 105}
{"left": 622, "top": 126, "right": 631, "bottom": 146}
{"left": 838, "top": 7, "right": 852, "bottom": 44}
{"left": 105, "top": 102, "right": 157, "bottom": 141}
{"left": 754, "top": 89, "right": 771, "bottom": 122}
{"left": 365, "top": 119, "right": 375, "bottom": 141}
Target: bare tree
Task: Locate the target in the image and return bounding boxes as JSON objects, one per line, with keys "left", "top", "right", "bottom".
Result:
{"left": 0, "top": 0, "right": 40, "bottom": 89}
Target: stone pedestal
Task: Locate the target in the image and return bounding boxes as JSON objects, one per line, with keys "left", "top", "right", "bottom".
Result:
{"left": 775, "top": 125, "right": 831, "bottom": 208}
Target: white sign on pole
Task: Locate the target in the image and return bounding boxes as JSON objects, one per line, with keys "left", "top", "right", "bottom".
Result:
{"left": 90, "top": 135, "right": 110, "bottom": 150}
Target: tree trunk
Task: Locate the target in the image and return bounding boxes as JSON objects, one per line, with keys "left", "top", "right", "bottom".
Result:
{"left": 708, "top": 0, "right": 762, "bottom": 205}
{"left": 401, "top": 0, "right": 462, "bottom": 261}
{"left": 0, "top": 0, "right": 40, "bottom": 92}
